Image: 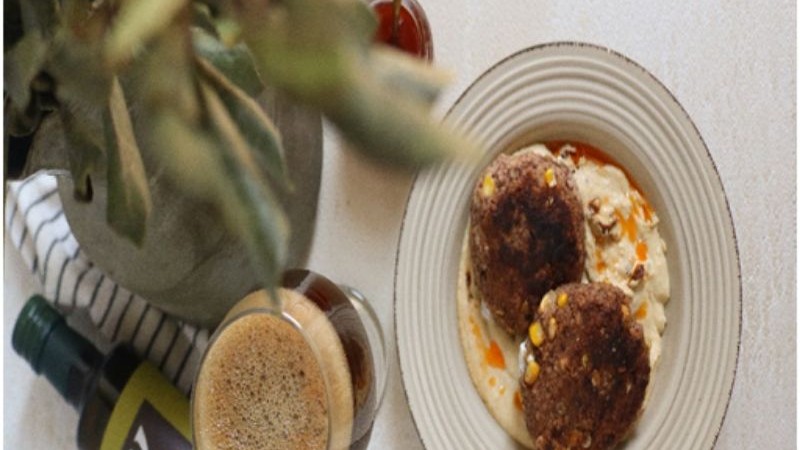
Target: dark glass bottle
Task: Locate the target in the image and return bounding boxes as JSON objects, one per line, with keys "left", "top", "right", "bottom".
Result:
{"left": 12, "top": 295, "right": 191, "bottom": 450}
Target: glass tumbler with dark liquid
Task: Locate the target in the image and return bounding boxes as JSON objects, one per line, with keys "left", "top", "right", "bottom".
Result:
{"left": 191, "top": 269, "right": 388, "bottom": 450}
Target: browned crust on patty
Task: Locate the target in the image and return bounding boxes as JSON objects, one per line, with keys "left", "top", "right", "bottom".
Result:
{"left": 469, "top": 151, "right": 586, "bottom": 335}
{"left": 520, "top": 283, "right": 650, "bottom": 450}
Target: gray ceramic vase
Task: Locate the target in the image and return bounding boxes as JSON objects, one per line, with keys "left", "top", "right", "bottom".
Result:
{"left": 57, "top": 90, "right": 322, "bottom": 328}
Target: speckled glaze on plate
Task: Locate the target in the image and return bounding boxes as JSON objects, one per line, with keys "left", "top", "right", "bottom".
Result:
{"left": 394, "top": 42, "right": 740, "bottom": 449}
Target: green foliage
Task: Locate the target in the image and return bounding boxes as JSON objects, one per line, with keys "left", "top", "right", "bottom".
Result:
{"left": 197, "top": 58, "right": 290, "bottom": 190}
{"left": 5, "top": 33, "right": 48, "bottom": 109}
{"left": 104, "top": 78, "right": 151, "bottom": 245}
{"left": 59, "top": 104, "right": 104, "bottom": 202}
{"left": 199, "top": 80, "right": 290, "bottom": 287}
{"left": 192, "top": 28, "right": 263, "bottom": 96}
{"left": 4, "top": 0, "right": 477, "bottom": 299}
{"left": 105, "top": 0, "right": 191, "bottom": 67}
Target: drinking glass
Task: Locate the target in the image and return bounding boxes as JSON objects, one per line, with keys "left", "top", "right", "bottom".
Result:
{"left": 191, "top": 269, "right": 388, "bottom": 450}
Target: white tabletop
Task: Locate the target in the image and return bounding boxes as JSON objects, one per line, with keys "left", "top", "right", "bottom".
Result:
{"left": 4, "top": 1, "right": 795, "bottom": 448}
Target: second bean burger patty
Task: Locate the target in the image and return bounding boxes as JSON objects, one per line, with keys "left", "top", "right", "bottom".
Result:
{"left": 520, "top": 283, "right": 650, "bottom": 450}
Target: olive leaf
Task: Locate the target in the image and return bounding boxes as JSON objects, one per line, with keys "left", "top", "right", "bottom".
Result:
{"left": 5, "top": 95, "right": 45, "bottom": 137}
{"left": 211, "top": 16, "right": 243, "bottom": 48}
{"left": 17, "top": 0, "right": 59, "bottom": 38}
{"left": 199, "top": 80, "right": 289, "bottom": 288}
{"left": 232, "top": 0, "right": 368, "bottom": 101}
{"left": 145, "top": 89, "right": 289, "bottom": 297}
{"left": 234, "top": 0, "right": 478, "bottom": 169}
{"left": 48, "top": 33, "right": 112, "bottom": 107}
{"left": 103, "top": 77, "right": 152, "bottom": 246}
{"left": 128, "top": 20, "right": 199, "bottom": 122}
{"left": 150, "top": 115, "right": 285, "bottom": 310}
{"left": 41, "top": 0, "right": 114, "bottom": 107}
{"left": 371, "top": 47, "right": 450, "bottom": 106}
{"left": 196, "top": 57, "right": 289, "bottom": 190}
{"left": 59, "top": 103, "right": 104, "bottom": 202}
{"left": 4, "top": 0, "right": 477, "bottom": 299}
{"left": 192, "top": 27, "right": 263, "bottom": 96}
{"left": 48, "top": 18, "right": 111, "bottom": 199}
{"left": 191, "top": 3, "right": 219, "bottom": 36}
{"left": 123, "top": 13, "right": 289, "bottom": 293}
{"left": 147, "top": 111, "right": 221, "bottom": 198}
{"left": 5, "top": 33, "right": 48, "bottom": 110}
{"left": 105, "top": 0, "right": 191, "bottom": 66}
{"left": 326, "top": 70, "right": 475, "bottom": 168}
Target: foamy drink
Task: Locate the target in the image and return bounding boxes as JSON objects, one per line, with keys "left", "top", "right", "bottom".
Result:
{"left": 193, "top": 313, "right": 329, "bottom": 450}
{"left": 192, "top": 270, "right": 376, "bottom": 450}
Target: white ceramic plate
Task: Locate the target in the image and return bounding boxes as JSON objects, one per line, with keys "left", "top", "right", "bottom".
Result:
{"left": 395, "top": 42, "right": 740, "bottom": 449}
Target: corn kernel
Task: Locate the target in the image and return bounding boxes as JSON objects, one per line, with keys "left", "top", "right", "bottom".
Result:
{"left": 544, "top": 168, "right": 556, "bottom": 187}
{"left": 621, "top": 304, "right": 630, "bottom": 318}
{"left": 524, "top": 360, "right": 540, "bottom": 385}
{"left": 481, "top": 174, "right": 496, "bottom": 197}
{"left": 548, "top": 317, "right": 557, "bottom": 339}
{"left": 529, "top": 321, "right": 545, "bottom": 347}
{"left": 539, "top": 292, "right": 555, "bottom": 312}
{"left": 557, "top": 292, "right": 568, "bottom": 307}
{"left": 581, "top": 353, "right": 590, "bottom": 368}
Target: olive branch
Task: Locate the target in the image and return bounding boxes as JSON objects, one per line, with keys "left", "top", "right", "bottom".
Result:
{"left": 4, "top": 0, "right": 475, "bottom": 295}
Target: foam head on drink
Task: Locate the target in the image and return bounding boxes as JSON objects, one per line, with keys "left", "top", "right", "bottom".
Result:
{"left": 192, "top": 270, "right": 375, "bottom": 450}
{"left": 193, "top": 312, "right": 332, "bottom": 449}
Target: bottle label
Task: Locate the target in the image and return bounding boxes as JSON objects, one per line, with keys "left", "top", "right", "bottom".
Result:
{"left": 100, "top": 363, "right": 191, "bottom": 450}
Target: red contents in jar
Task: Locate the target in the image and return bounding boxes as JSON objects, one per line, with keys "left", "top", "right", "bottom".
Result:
{"left": 371, "top": 1, "right": 431, "bottom": 60}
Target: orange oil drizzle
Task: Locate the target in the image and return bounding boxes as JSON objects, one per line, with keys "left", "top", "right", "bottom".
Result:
{"left": 594, "top": 248, "right": 607, "bottom": 272}
{"left": 545, "top": 141, "right": 648, "bottom": 197}
{"left": 635, "top": 302, "right": 648, "bottom": 320}
{"left": 615, "top": 210, "right": 638, "bottom": 242}
{"left": 513, "top": 391, "right": 523, "bottom": 410}
{"left": 636, "top": 241, "right": 648, "bottom": 261}
{"left": 545, "top": 141, "right": 655, "bottom": 226}
{"left": 641, "top": 202, "right": 654, "bottom": 222}
{"left": 485, "top": 340, "right": 506, "bottom": 369}
{"left": 595, "top": 259, "right": 607, "bottom": 273}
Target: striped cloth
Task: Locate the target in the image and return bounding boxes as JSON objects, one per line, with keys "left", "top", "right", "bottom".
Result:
{"left": 5, "top": 173, "right": 211, "bottom": 395}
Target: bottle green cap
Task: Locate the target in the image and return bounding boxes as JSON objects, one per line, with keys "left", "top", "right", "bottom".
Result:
{"left": 12, "top": 295, "right": 63, "bottom": 374}
{"left": 12, "top": 295, "right": 102, "bottom": 409}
